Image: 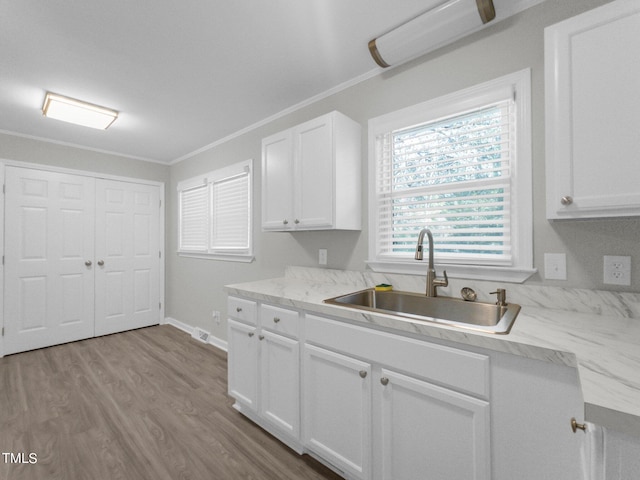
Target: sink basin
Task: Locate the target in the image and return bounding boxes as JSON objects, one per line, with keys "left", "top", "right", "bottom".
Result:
{"left": 324, "top": 288, "right": 520, "bottom": 334}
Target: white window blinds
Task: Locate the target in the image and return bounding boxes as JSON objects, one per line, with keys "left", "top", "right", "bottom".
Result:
{"left": 177, "top": 159, "right": 253, "bottom": 262}
{"left": 374, "top": 101, "right": 514, "bottom": 265}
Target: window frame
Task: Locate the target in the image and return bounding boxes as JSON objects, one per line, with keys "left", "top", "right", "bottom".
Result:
{"left": 177, "top": 158, "right": 254, "bottom": 263}
{"left": 367, "top": 69, "right": 535, "bottom": 283}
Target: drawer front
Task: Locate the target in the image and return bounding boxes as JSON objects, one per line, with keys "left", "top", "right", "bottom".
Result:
{"left": 261, "top": 304, "right": 300, "bottom": 338}
{"left": 228, "top": 297, "right": 258, "bottom": 325}
{"left": 305, "top": 314, "right": 489, "bottom": 399}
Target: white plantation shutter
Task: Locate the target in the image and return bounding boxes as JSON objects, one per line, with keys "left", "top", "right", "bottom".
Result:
{"left": 177, "top": 159, "right": 253, "bottom": 261}
{"left": 211, "top": 170, "right": 250, "bottom": 252}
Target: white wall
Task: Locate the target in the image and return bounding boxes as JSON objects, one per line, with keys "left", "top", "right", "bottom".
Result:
{"left": 167, "top": 0, "right": 639, "bottom": 342}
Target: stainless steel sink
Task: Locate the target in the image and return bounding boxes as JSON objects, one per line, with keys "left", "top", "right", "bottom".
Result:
{"left": 324, "top": 288, "right": 520, "bottom": 334}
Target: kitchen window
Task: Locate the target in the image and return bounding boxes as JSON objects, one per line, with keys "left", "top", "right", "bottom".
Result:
{"left": 177, "top": 159, "right": 253, "bottom": 262}
{"left": 368, "top": 70, "right": 534, "bottom": 282}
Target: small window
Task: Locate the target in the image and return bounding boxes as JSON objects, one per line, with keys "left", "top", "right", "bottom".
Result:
{"left": 368, "top": 70, "right": 534, "bottom": 282}
{"left": 177, "top": 159, "right": 253, "bottom": 262}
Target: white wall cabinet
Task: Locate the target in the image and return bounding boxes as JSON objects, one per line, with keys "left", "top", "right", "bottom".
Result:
{"left": 227, "top": 298, "right": 301, "bottom": 450}
{"left": 261, "top": 111, "right": 361, "bottom": 231}
{"left": 545, "top": 0, "right": 640, "bottom": 219}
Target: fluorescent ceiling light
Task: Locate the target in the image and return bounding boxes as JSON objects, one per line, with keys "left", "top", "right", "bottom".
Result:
{"left": 368, "top": 0, "right": 496, "bottom": 68}
{"left": 42, "top": 92, "right": 118, "bottom": 130}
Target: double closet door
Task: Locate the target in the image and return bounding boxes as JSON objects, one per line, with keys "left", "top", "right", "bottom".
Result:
{"left": 3, "top": 166, "right": 162, "bottom": 355}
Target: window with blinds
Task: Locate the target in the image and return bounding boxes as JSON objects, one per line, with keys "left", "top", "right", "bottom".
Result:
{"left": 177, "top": 159, "right": 253, "bottom": 262}
{"left": 368, "top": 70, "right": 533, "bottom": 280}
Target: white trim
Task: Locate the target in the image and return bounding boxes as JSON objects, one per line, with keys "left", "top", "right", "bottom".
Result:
{"left": 177, "top": 252, "right": 255, "bottom": 263}
{"left": 367, "top": 69, "right": 533, "bottom": 283}
{"left": 164, "top": 317, "right": 228, "bottom": 352}
{"left": 0, "top": 129, "right": 165, "bottom": 165}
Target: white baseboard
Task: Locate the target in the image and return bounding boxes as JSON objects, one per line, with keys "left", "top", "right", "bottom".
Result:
{"left": 163, "top": 317, "right": 227, "bottom": 352}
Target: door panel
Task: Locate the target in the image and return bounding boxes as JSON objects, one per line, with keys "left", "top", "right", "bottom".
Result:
{"left": 94, "top": 179, "right": 160, "bottom": 336}
{"left": 4, "top": 167, "right": 95, "bottom": 355}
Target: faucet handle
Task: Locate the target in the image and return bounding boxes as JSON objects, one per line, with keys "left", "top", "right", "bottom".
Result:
{"left": 490, "top": 288, "right": 507, "bottom": 306}
{"left": 434, "top": 270, "right": 448, "bottom": 287}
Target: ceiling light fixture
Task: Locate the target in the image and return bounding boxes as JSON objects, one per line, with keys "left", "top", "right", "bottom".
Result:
{"left": 42, "top": 92, "right": 118, "bottom": 130}
{"left": 368, "top": 0, "right": 496, "bottom": 68}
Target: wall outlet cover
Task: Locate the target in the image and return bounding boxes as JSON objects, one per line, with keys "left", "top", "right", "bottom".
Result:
{"left": 603, "top": 255, "right": 631, "bottom": 286}
{"left": 544, "top": 253, "right": 567, "bottom": 280}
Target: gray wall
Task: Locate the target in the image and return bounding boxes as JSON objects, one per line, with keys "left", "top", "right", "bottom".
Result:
{"left": 167, "top": 0, "right": 640, "bottom": 341}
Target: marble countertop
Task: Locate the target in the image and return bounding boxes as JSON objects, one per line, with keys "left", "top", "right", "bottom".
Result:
{"left": 224, "top": 267, "right": 640, "bottom": 433}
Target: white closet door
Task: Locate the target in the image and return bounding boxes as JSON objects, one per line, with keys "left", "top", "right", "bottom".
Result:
{"left": 4, "top": 167, "right": 96, "bottom": 355}
{"left": 94, "top": 179, "right": 160, "bottom": 336}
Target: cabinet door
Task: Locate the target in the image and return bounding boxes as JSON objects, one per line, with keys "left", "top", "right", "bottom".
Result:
{"left": 228, "top": 319, "right": 258, "bottom": 410}
{"left": 260, "top": 331, "right": 300, "bottom": 439}
{"left": 262, "top": 130, "right": 294, "bottom": 230}
{"left": 379, "top": 368, "right": 490, "bottom": 480}
{"left": 94, "top": 179, "right": 161, "bottom": 336}
{"left": 303, "top": 344, "right": 371, "bottom": 480}
{"left": 545, "top": 0, "right": 640, "bottom": 219}
{"left": 295, "top": 114, "right": 334, "bottom": 229}
{"left": 4, "top": 167, "right": 96, "bottom": 355}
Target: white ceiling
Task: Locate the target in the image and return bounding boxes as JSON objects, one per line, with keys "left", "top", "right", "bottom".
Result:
{"left": 1, "top": 0, "right": 439, "bottom": 164}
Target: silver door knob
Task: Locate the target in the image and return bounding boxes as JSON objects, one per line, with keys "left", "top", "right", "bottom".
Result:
{"left": 359, "top": 370, "right": 367, "bottom": 378}
{"left": 85, "top": 260, "right": 92, "bottom": 266}
{"left": 294, "top": 219, "right": 300, "bottom": 224}
{"left": 561, "top": 196, "right": 573, "bottom": 206}
{"left": 236, "top": 307, "right": 243, "bottom": 312}
{"left": 283, "top": 219, "right": 289, "bottom": 225}
{"left": 273, "top": 317, "right": 280, "bottom": 323}
{"left": 258, "top": 335, "right": 265, "bottom": 341}
{"left": 97, "top": 260, "right": 104, "bottom": 266}
{"left": 248, "top": 332, "right": 254, "bottom": 337}
{"left": 380, "top": 377, "right": 389, "bottom": 386}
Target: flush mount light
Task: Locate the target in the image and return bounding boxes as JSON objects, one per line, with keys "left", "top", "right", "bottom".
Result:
{"left": 368, "top": 0, "right": 496, "bottom": 68}
{"left": 42, "top": 92, "right": 118, "bottom": 130}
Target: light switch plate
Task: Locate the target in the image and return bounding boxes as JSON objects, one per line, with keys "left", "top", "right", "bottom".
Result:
{"left": 544, "top": 253, "right": 567, "bottom": 280}
{"left": 318, "top": 249, "right": 328, "bottom": 266}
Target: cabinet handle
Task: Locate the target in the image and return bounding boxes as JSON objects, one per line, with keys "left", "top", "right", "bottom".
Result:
{"left": 283, "top": 219, "right": 289, "bottom": 225}
{"left": 248, "top": 332, "right": 254, "bottom": 337}
{"left": 259, "top": 335, "right": 265, "bottom": 341}
{"left": 236, "top": 307, "right": 243, "bottom": 313}
{"left": 571, "top": 417, "right": 587, "bottom": 433}
{"left": 380, "top": 377, "right": 389, "bottom": 386}
{"left": 294, "top": 219, "right": 300, "bottom": 224}
{"left": 273, "top": 317, "right": 280, "bottom": 323}
{"left": 97, "top": 260, "right": 104, "bottom": 266}
{"left": 85, "top": 260, "right": 92, "bottom": 266}
{"left": 359, "top": 370, "right": 367, "bottom": 378}
{"left": 561, "top": 196, "right": 573, "bottom": 206}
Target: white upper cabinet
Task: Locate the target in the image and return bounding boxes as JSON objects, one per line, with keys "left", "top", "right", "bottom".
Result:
{"left": 261, "top": 111, "right": 362, "bottom": 231}
{"left": 545, "top": 0, "right": 640, "bottom": 219}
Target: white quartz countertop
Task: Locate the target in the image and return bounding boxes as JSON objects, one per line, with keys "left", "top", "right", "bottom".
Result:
{"left": 224, "top": 268, "right": 640, "bottom": 432}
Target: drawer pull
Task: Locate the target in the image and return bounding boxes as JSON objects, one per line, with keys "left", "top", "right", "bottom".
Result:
{"left": 259, "top": 335, "right": 265, "bottom": 341}
{"left": 236, "top": 307, "right": 243, "bottom": 313}
{"left": 248, "top": 332, "right": 254, "bottom": 338}
{"left": 273, "top": 317, "right": 280, "bottom": 323}
{"left": 571, "top": 418, "right": 587, "bottom": 433}
{"left": 359, "top": 370, "right": 367, "bottom": 379}
{"left": 380, "top": 377, "right": 389, "bottom": 386}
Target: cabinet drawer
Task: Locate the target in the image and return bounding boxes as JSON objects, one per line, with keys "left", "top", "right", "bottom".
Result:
{"left": 228, "top": 297, "right": 257, "bottom": 325}
{"left": 306, "top": 314, "right": 489, "bottom": 399}
{"left": 261, "top": 304, "right": 300, "bottom": 338}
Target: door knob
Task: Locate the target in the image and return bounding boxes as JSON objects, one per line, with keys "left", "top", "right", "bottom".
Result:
{"left": 380, "top": 377, "right": 389, "bottom": 386}
{"left": 85, "top": 260, "right": 92, "bottom": 266}
{"left": 560, "top": 196, "right": 573, "bottom": 206}
{"left": 97, "top": 260, "right": 104, "bottom": 266}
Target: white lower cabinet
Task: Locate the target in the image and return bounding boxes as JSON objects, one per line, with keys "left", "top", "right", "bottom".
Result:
{"left": 303, "top": 344, "right": 372, "bottom": 480}
{"left": 378, "top": 368, "right": 490, "bottom": 480}
{"left": 227, "top": 299, "right": 301, "bottom": 450}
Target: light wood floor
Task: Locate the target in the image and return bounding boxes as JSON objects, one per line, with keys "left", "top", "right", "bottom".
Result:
{"left": 0, "top": 325, "right": 343, "bottom": 480}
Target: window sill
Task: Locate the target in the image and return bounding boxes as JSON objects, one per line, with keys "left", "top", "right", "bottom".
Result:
{"left": 177, "top": 251, "right": 255, "bottom": 263}
{"left": 366, "top": 260, "right": 537, "bottom": 284}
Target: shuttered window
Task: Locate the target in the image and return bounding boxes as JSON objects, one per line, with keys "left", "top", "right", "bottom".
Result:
{"left": 178, "top": 159, "right": 253, "bottom": 262}
{"left": 368, "top": 70, "right": 534, "bottom": 281}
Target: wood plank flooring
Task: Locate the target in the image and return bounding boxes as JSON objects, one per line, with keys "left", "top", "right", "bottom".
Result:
{"left": 0, "top": 325, "right": 343, "bottom": 480}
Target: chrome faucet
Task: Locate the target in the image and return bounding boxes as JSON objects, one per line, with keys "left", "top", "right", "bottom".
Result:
{"left": 414, "top": 228, "right": 448, "bottom": 297}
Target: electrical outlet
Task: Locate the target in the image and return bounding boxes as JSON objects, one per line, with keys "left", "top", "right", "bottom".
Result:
{"left": 318, "top": 248, "right": 328, "bottom": 266}
{"left": 212, "top": 310, "right": 220, "bottom": 324}
{"left": 603, "top": 255, "right": 631, "bottom": 286}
